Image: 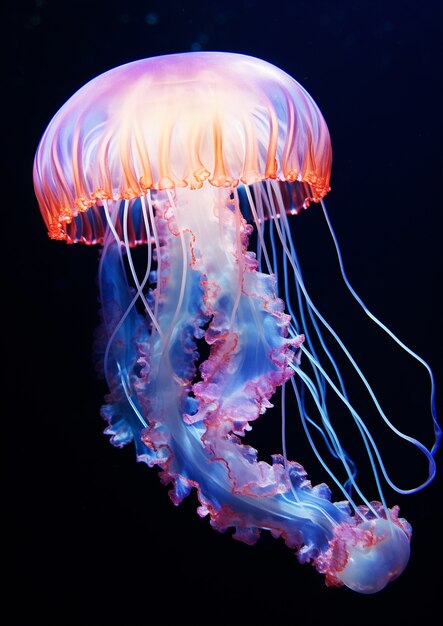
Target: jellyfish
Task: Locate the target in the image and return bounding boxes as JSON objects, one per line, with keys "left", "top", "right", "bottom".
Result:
{"left": 33, "top": 52, "right": 440, "bottom": 593}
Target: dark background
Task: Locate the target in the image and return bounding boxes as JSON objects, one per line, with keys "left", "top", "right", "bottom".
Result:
{"left": 4, "top": 1, "right": 442, "bottom": 625}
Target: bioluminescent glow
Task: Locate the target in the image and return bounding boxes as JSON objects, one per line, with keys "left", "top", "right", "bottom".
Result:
{"left": 33, "top": 52, "right": 440, "bottom": 593}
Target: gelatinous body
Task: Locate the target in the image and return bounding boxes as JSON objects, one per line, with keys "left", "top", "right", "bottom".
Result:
{"left": 33, "top": 52, "right": 440, "bottom": 592}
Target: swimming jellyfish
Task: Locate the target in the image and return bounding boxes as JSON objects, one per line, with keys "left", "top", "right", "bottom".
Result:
{"left": 33, "top": 52, "right": 440, "bottom": 593}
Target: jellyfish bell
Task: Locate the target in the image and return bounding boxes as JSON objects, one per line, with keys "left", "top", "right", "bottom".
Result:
{"left": 33, "top": 52, "right": 331, "bottom": 243}
{"left": 33, "top": 52, "right": 440, "bottom": 593}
